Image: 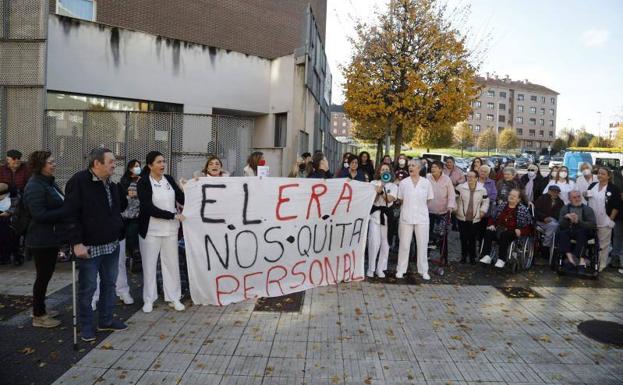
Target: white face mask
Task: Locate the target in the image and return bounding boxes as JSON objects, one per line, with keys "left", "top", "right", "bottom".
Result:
{"left": 343, "top": 162, "right": 349, "bottom": 169}
{"left": 527, "top": 171, "right": 536, "bottom": 178}
{"left": 0, "top": 196, "right": 10, "bottom": 212}
{"left": 132, "top": 166, "right": 142, "bottom": 176}
{"left": 582, "top": 169, "right": 592, "bottom": 177}
{"left": 398, "top": 159, "right": 406, "bottom": 167}
{"left": 558, "top": 171, "right": 568, "bottom": 179}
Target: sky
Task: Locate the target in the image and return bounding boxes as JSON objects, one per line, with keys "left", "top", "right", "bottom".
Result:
{"left": 326, "top": 0, "right": 623, "bottom": 137}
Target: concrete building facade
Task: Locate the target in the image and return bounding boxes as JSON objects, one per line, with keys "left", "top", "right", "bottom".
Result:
{"left": 467, "top": 75, "right": 559, "bottom": 150}
{"left": 330, "top": 104, "right": 354, "bottom": 138}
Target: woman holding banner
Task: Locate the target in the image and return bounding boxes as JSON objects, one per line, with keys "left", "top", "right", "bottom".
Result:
{"left": 396, "top": 159, "right": 434, "bottom": 280}
{"left": 137, "top": 151, "right": 186, "bottom": 313}
{"left": 202, "top": 155, "right": 229, "bottom": 177}
{"left": 367, "top": 163, "right": 397, "bottom": 278}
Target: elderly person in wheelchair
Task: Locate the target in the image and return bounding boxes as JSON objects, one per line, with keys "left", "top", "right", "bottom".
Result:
{"left": 534, "top": 185, "right": 565, "bottom": 252}
{"left": 557, "top": 190, "right": 597, "bottom": 271}
{"left": 480, "top": 189, "right": 532, "bottom": 268}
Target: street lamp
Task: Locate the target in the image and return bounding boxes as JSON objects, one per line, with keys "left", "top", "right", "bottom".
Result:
{"left": 548, "top": 145, "right": 552, "bottom": 157}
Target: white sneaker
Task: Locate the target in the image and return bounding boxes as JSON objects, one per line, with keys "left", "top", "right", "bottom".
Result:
{"left": 395, "top": 272, "right": 404, "bottom": 279}
{"left": 142, "top": 302, "right": 153, "bottom": 313}
{"left": 366, "top": 271, "right": 375, "bottom": 278}
{"left": 376, "top": 271, "right": 386, "bottom": 278}
{"left": 169, "top": 301, "right": 185, "bottom": 311}
{"left": 494, "top": 259, "right": 506, "bottom": 268}
{"left": 91, "top": 300, "right": 98, "bottom": 311}
{"left": 480, "top": 255, "right": 492, "bottom": 264}
{"left": 619, "top": 269, "right": 623, "bottom": 274}
{"left": 119, "top": 293, "right": 134, "bottom": 305}
{"left": 422, "top": 273, "right": 431, "bottom": 281}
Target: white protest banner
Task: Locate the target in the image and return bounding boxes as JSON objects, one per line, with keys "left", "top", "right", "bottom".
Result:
{"left": 181, "top": 177, "right": 376, "bottom": 305}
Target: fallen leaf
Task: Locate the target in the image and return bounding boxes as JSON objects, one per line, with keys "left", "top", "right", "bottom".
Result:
{"left": 20, "top": 347, "right": 35, "bottom": 355}
{"left": 538, "top": 335, "right": 551, "bottom": 343}
{"left": 330, "top": 375, "right": 341, "bottom": 384}
{"left": 101, "top": 342, "right": 113, "bottom": 350}
{"left": 39, "top": 362, "right": 46, "bottom": 368}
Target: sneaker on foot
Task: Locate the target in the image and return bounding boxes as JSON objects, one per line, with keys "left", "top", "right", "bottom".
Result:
{"left": 395, "top": 272, "right": 404, "bottom": 279}
{"left": 376, "top": 271, "right": 386, "bottom": 278}
{"left": 142, "top": 302, "right": 153, "bottom": 313}
{"left": 119, "top": 293, "right": 134, "bottom": 305}
{"left": 98, "top": 320, "right": 128, "bottom": 332}
{"left": 32, "top": 315, "right": 61, "bottom": 328}
{"left": 480, "top": 255, "right": 492, "bottom": 264}
{"left": 169, "top": 301, "right": 185, "bottom": 311}
{"left": 494, "top": 259, "right": 506, "bottom": 268}
{"left": 80, "top": 328, "right": 96, "bottom": 342}
{"left": 422, "top": 273, "right": 431, "bottom": 281}
{"left": 31, "top": 309, "right": 59, "bottom": 318}
{"left": 619, "top": 268, "right": 623, "bottom": 274}
{"left": 366, "top": 271, "right": 375, "bottom": 278}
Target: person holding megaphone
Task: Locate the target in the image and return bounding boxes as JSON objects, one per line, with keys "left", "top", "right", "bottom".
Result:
{"left": 367, "top": 163, "right": 398, "bottom": 278}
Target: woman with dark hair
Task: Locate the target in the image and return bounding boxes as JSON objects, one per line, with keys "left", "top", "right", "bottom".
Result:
{"left": 308, "top": 152, "right": 333, "bottom": 179}
{"left": 543, "top": 166, "right": 576, "bottom": 205}
{"left": 469, "top": 157, "right": 484, "bottom": 173}
{"left": 336, "top": 152, "right": 353, "bottom": 178}
{"left": 243, "top": 151, "right": 264, "bottom": 176}
{"left": 202, "top": 155, "right": 229, "bottom": 177}
{"left": 585, "top": 166, "right": 622, "bottom": 271}
{"left": 381, "top": 155, "right": 393, "bottom": 165}
{"left": 344, "top": 154, "right": 367, "bottom": 181}
{"left": 358, "top": 151, "right": 375, "bottom": 181}
{"left": 496, "top": 167, "right": 520, "bottom": 204}
{"left": 394, "top": 154, "right": 409, "bottom": 181}
{"left": 520, "top": 164, "right": 546, "bottom": 203}
{"left": 23, "top": 151, "right": 65, "bottom": 328}
{"left": 137, "top": 151, "right": 185, "bottom": 313}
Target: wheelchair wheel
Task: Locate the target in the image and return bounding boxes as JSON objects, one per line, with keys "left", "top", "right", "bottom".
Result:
{"left": 522, "top": 237, "right": 535, "bottom": 270}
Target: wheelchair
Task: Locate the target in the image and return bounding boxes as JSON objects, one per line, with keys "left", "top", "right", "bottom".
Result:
{"left": 551, "top": 229, "right": 599, "bottom": 278}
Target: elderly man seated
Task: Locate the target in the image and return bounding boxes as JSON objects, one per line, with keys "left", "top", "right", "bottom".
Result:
{"left": 534, "top": 184, "right": 565, "bottom": 248}
{"left": 557, "top": 190, "right": 597, "bottom": 268}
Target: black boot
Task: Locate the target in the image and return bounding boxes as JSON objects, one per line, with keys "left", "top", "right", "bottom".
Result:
{"left": 459, "top": 256, "right": 466, "bottom": 264}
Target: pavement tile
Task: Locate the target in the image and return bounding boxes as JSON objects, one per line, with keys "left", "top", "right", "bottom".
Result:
{"left": 148, "top": 352, "right": 194, "bottom": 373}
{"left": 162, "top": 337, "right": 203, "bottom": 354}
{"left": 269, "top": 340, "right": 307, "bottom": 358}
{"left": 305, "top": 358, "right": 345, "bottom": 379}
{"left": 306, "top": 341, "right": 342, "bottom": 359}
{"left": 75, "top": 348, "right": 126, "bottom": 369}
{"left": 136, "top": 371, "right": 184, "bottom": 385}
{"left": 418, "top": 361, "right": 464, "bottom": 382}
{"left": 455, "top": 361, "right": 505, "bottom": 382}
{"left": 198, "top": 338, "right": 240, "bottom": 356}
{"left": 129, "top": 335, "right": 174, "bottom": 352}
{"left": 264, "top": 357, "right": 306, "bottom": 377}
{"left": 342, "top": 358, "right": 384, "bottom": 381}
{"left": 52, "top": 366, "right": 107, "bottom": 385}
{"left": 178, "top": 372, "right": 223, "bottom": 385}
{"left": 225, "top": 355, "right": 268, "bottom": 376}
{"left": 232, "top": 339, "right": 273, "bottom": 357}
{"left": 98, "top": 368, "right": 145, "bottom": 385}
{"left": 380, "top": 360, "right": 424, "bottom": 383}
{"left": 218, "top": 375, "right": 263, "bottom": 385}
{"left": 187, "top": 354, "right": 230, "bottom": 375}
{"left": 531, "top": 363, "right": 584, "bottom": 384}
{"left": 113, "top": 351, "right": 159, "bottom": 371}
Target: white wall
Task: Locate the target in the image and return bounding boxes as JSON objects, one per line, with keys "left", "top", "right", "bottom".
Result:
{"left": 47, "top": 15, "right": 272, "bottom": 114}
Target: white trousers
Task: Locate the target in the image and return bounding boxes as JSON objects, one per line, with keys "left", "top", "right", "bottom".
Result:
{"left": 139, "top": 234, "right": 181, "bottom": 304}
{"left": 92, "top": 239, "right": 130, "bottom": 306}
{"left": 367, "top": 221, "right": 389, "bottom": 275}
{"left": 397, "top": 223, "right": 429, "bottom": 275}
{"left": 597, "top": 226, "right": 612, "bottom": 272}
{"left": 537, "top": 219, "right": 558, "bottom": 247}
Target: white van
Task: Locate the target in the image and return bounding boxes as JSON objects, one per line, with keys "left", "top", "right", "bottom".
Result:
{"left": 590, "top": 152, "right": 623, "bottom": 171}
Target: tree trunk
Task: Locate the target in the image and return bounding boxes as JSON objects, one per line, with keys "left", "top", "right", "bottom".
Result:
{"left": 384, "top": 116, "right": 393, "bottom": 159}
{"left": 393, "top": 121, "right": 403, "bottom": 160}
{"left": 461, "top": 147, "right": 464, "bottom": 157}
{"left": 376, "top": 138, "right": 384, "bottom": 164}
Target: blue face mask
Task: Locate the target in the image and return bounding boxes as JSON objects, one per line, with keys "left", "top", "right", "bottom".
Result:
{"left": 132, "top": 166, "right": 142, "bottom": 176}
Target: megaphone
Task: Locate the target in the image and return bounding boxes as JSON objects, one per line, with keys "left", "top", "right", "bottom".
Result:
{"left": 381, "top": 171, "right": 392, "bottom": 183}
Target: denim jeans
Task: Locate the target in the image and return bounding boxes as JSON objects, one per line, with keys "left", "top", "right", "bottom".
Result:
{"left": 611, "top": 220, "right": 623, "bottom": 267}
{"left": 78, "top": 246, "right": 119, "bottom": 332}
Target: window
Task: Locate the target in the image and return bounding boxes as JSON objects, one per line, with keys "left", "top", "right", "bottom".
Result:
{"left": 468, "top": 113, "right": 473, "bottom": 120}
{"left": 539, "top": 119, "right": 544, "bottom": 126}
{"left": 550, "top": 97, "right": 555, "bottom": 104}
{"left": 468, "top": 124, "right": 473, "bottom": 130}
{"left": 474, "top": 101, "right": 481, "bottom": 108}
{"left": 530, "top": 95, "right": 537, "bottom": 101}
{"left": 549, "top": 109, "right": 555, "bottom": 115}
{"left": 527, "top": 141, "right": 533, "bottom": 147}
{"left": 475, "top": 125, "right": 481, "bottom": 132}
{"left": 487, "top": 102, "right": 494, "bottom": 109}
{"left": 539, "top": 130, "right": 544, "bottom": 136}
{"left": 530, "top": 118, "right": 537, "bottom": 125}
{"left": 333, "top": 121, "right": 337, "bottom": 126}
{"left": 498, "top": 115, "right": 505, "bottom": 122}
{"left": 500, "top": 91, "right": 507, "bottom": 98}
{"left": 274, "top": 113, "right": 287, "bottom": 147}
{"left": 540, "top": 96, "right": 546, "bottom": 103}
{"left": 476, "top": 113, "right": 481, "bottom": 120}
{"left": 486, "top": 114, "right": 494, "bottom": 121}
{"left": 518, "top": 105, "right": 524, "bottom": 113}
{"left": 530, "top": 107, "right": 537, "bottom": 114}
{"left": 516, "top": 117, "right": 523, "bottom": 124}
{"left": 518, "top": 94, "right": 524, "bottom": 101}
{"left": 517, "top": 128, "right": 523, "bottom": 135}
{"left": 333, "top": 129, "right": 337, "bottom": 134}
{"left": 499, "top": 103, "right": 506, "bottom": 110}
{"left": 487, "top": 90, "right": 495, "bottom": 97}
{"left": 56, "top": 0, "right": 96, "bottom": 21}
{"left": 342, "top": 129, "right": 346, "bottom": 134}
{"left": 529, "top": 129, "right": 536, "bottom": 137}
{"left": 342, "top": 121, "right": 346, "bottom": 127}
{"left": 549, "top": 120, "right": 554, "bottom": 127}
{"left": 540, "top": 108, "right": 545, "bottom": 115}
{"left": 549, "top": 131, "right": 554, "bottom": 137}
{"left": 536, "top": 142, "right": 542, "bottom": 148}
{"left": 596, "top": 158, "right": 621, "bottom": 170}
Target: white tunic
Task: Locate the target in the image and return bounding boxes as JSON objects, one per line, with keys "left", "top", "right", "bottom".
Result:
{"left": 147, "top": 176, "right": 179, "bottom": 237}
{"left": 370, "top": 180, "right": 398, "bottom": 225}
{"left": 587, "top": 183, "right": 609, "bottom": 228}
{"left": 397, "top": 177, "right": 434, "bottom": 225}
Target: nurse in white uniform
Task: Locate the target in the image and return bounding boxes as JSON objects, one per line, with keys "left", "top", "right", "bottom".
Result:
{"left": 367, "top": 163, "right": 398, "bottom": 278}
{"left": 396, "top": 159, "right": 434, "bottom": 280}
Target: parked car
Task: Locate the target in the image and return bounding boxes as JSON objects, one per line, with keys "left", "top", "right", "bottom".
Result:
{"left": 515, "top": 157, "right": 530, "bottom": 169}
{"left": 548, "top": 157, "right": 563, "bottom": 169}
{"left": 454, "top": 157, "right": 469, "bottom": 172}
{"left": 539, "top": 155, "right": 551, "bottom": 165}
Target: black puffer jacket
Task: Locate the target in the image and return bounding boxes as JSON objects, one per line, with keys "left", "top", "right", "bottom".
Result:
{"left": 23, "top": 174, "right": 66, "bottom": 248}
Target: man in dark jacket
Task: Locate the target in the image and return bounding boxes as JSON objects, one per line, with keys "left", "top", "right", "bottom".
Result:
{"left": 558, "top": 190, "right": 597, "bottom": 267}
{"left": 534, "top": 185, "right": 564, "bottom": 248}
{"left": 0, "top": 149, "right": 31, "bottom": 197}
{"left": 65, "top": 148, "right": 128, "bottom": 341}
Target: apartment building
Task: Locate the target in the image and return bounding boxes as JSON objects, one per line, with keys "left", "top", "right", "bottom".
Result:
{"left": 330, "top": 104, "right": 354, "bottom": 137}
{"left": 467, "top": 75, "right": 559, "bottom": 150}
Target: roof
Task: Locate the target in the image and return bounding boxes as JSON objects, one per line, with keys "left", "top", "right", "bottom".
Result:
{"left": 477, "top": 76, "right": 559, "bottom": 95}
{"left": 331, "top": 104, "right": 345, "bottom": 113}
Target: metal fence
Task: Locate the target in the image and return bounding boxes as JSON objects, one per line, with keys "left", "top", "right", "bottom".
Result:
{"left": 44, "top": 110, "right": 253, "bottom": 188}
